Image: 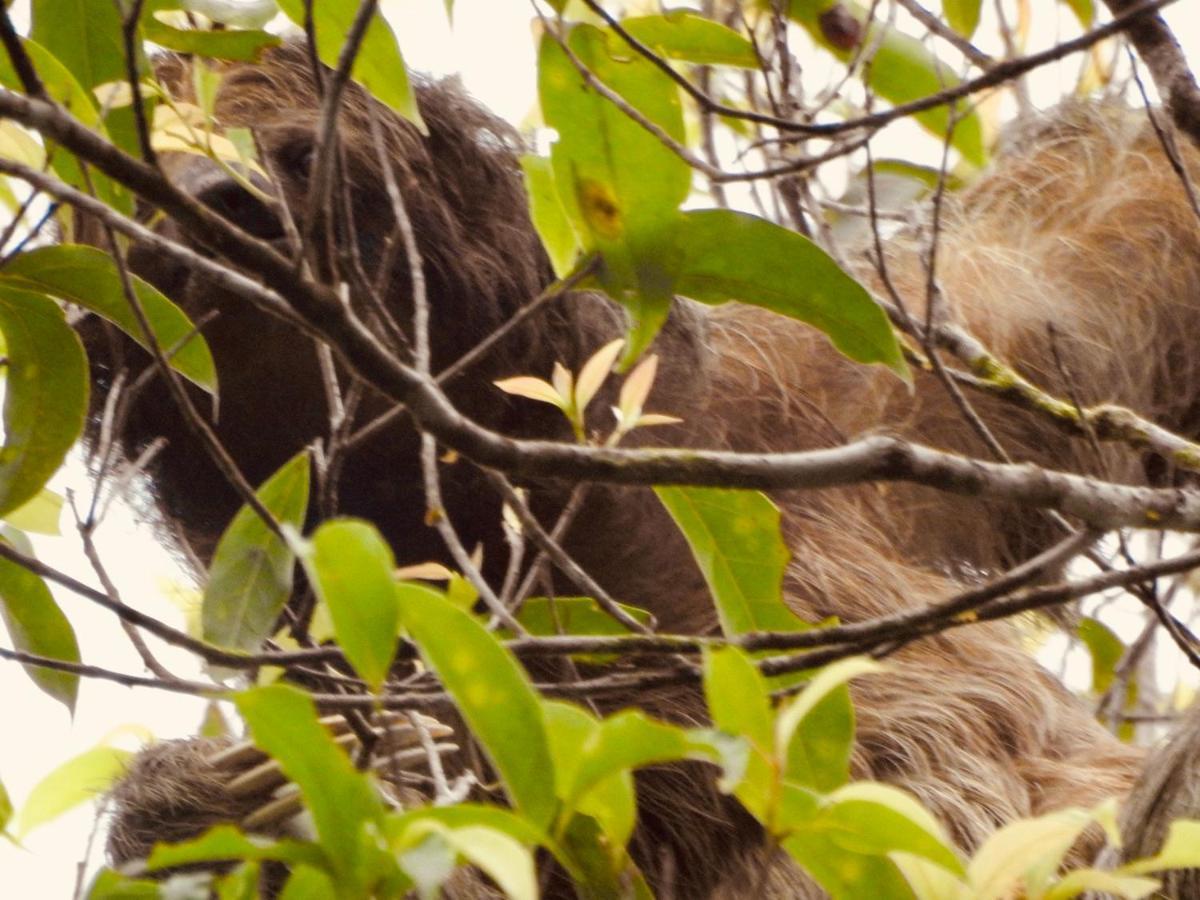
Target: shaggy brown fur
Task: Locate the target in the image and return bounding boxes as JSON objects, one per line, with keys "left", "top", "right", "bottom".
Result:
{"left": 92, "top": 44, "right": 1200, "bottom": 896}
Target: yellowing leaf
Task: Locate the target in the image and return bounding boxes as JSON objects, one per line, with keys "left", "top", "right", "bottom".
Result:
{"left": 618, "top": 354, "right": 659, "bottom": 421}
{"left": 552, "top": 362, "right": 574, "bottom": 403}
{"left": 152, "top": 103, "right": 265, "bottom": 176}
{"left": 632, "top": 413, "right": 682, "bottom": 428}
{"left": 968, "top": 808, "right": 1094, "bottom": 900}
{"left": 494, "top": 376, "right": 565, "bottom": 408}
{"left": 890, "top": 851, "right": 969, "bottom": 900}
{"left": 1043, "top": 868, "right": 1158, "bottom": 900}
{"left": 443, "top": 826, "right": 537, "bottom": 900}
{"left": 575, "top": 338, "right": 624, "bottom": 416}
{"left": 4, "top": 488, "right": 64, "bottom": 535}
{"left": 0, "top": 121, "right": 45, "bottom": 169}
{"left": 17, "top": 744, "right": 131, "bottom": 836}
{"left": 1123, "top": 820, "right": 1200, "bottom": 875}
{"left": 395, "top": 561, "right": 455, "bottom": 582}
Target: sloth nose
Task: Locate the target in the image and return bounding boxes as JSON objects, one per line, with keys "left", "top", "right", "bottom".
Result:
{"left": 175, "top": 156, "right": 285, "bottom": 241}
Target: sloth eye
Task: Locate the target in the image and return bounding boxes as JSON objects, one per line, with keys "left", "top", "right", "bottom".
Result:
{"left": 277, "top": 141, "right": 315, "bottom": 180}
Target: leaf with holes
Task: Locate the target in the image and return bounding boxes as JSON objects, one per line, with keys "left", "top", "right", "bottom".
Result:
{"left": 539, "top": 24, "right": 689, "bottom": 365}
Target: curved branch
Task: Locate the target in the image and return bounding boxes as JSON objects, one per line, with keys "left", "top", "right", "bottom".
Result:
{"left": 1103, "top": 0, "right": 1200, "bottom": 144}
{"left": 4, "top": 94, "right": 1200, "bottom": 534}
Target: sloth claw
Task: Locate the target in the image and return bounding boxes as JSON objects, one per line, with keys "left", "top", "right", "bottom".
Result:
{"left": 200, "top": 710, "right": 457, "bottom": 828}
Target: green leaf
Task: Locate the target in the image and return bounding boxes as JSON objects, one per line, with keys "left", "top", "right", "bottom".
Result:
{"left": 0, "top": 531, "right": 80, "bottom": 712}
{"left": 1123, "top": 820, "right": 1200, "bottom": 875}
{"left": 539, "top": 24, "right": 689, "bottom": 363}
{"left": 303, "top": 519, "right": 400, "bottom": 692}
{"left": 514, "top": 596, "right": 652, "bottom": 657}
{"left": 235, "top": 684, "right": 384, "bottom": 883}
{"left": 777, "top": 657, "right": 883, "bottom": 792}
{"left": 4, "top": 245, "right": 217, "bottom": 392}
{"left": 557, "top": 813, "right": 655, "bottom": 899}
{"left": 0, "top": 773, "right": 12, "bottom": 834}
{"left": 560, "top": 709, "right": 739, "bottom": 809}
{"left": 396, "top": 830, "right": 456, "bottom": 898}
{"left": 0, "top": 285, "right": 87, "bottom": 517}
{"left": 543, "top": 701, "right": 637, "bottom": 849}
{"left": 860, "top": 29, "right": 987, "bottom": 168}
{"left": 146, "top": 824, "right": 324, "bottom": 872}
{"left": 86, "top": 869, "right": 165, "bottom": 899}
{"left": 0, "top": 40, "right": 132, "bottom": 218}
{"left": 621, "top": 13, "right": 758, "bottom": 67}
{"left": 1077, "top": 617, "right": 1123, "bottom": 695}
{"left": 216, "top": 863, "right": 260, "bottom": 900}
{"left": 4, "top": 487, "right": 64, "bottom": 535}
{"left": 278, "top": 866, "right": 336, "bottom": 900}
{"left": 388, "top": 804, "right": 558, "bottom": 860}
{"left": 782, "top": 781, "right": 962, "bottom": 899}
{"left": 702, "top": 646, "right": 775, "bottom": 819}
{"left": 444, "top": 826, "right": 537, "bottom": 900}
{"left": 142, "top": 16, "right": 281, "bottom": 62}
{"left": 397, "top": 822, "right": 537, "bottom": 900}
{"left": 655, "top": 485, "right": 804, "bottom": 635}
{"left": 1043, "top": 868, "right": 1159, "bottom": 900}
{"left": 786, "top": 3, "right": 987, "bottom": 167}
{"left": 674, "top": 209, "right": 908, "bottom": 379}
{"left": 942, "top": 0, "right": 982, "bottom": 38}
{"left": 203, "top": 452, "right": 309, "bottom": 654}
{"left": 521, "top": 154, "right": 582, "bottom": 279}
{"left": 274, "top": 0, "right": 423, "bottom": 130}
{"left": 890, "top": 852, "right": 968, "bottom": 900}
{"left": 1058, "top": 0, "right": 1095, "bottom": 27}
{"left": 967, "top": 807, "right": 1095, "bottom": 899}
{"left": 396, "top": 583, "right": 558, "bottom": 828}
{"left": 31, "top": 0, "right": 125, "bottom": 90}
{"left": 17, "top": 744, "right": 132, "bottom": 837}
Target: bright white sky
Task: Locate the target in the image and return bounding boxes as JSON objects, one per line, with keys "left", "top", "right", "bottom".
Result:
{"left": 1, "top": 2, "right": 1199, "bottom": 897}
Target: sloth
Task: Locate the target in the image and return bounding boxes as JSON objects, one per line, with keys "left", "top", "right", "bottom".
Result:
{"left": 84, "top": 41, "right": 1200, "bottom": 898}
